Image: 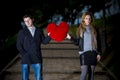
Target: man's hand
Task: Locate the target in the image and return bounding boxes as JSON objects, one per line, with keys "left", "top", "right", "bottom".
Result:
{"left": 48, "top": 32, "right": 50, "bottom": 36}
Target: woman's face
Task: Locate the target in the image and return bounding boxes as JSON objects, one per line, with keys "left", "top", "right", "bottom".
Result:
{"left": 84, "top": 15, "right": 91, "bottom": 26}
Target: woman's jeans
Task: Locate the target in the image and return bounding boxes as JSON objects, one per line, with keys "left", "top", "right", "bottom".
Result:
{"left": 21, "top": 63, "right": 42, "bottom": 80}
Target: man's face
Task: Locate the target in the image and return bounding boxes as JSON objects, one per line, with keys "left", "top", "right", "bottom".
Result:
{"left": 24, "top": 17, "right": 33, "bottom": 27}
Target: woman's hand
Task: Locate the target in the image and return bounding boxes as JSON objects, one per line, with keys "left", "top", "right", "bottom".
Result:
{"left": 66, "top": 34, "right": 71, "bottom": 39}
{"left": 97, "top": 54, "right": 101, "bottom": 62}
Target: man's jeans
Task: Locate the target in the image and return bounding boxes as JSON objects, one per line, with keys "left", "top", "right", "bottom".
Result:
{"left": 21, "top": 63, "right": 42, "bottom": 80}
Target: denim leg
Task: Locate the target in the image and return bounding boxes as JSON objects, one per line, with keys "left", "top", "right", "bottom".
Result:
{"left": 21, "top": 64, "right": 30, "bottom": 80}
{"left": 32, "top": 63, "right": 42, "bottom": 80}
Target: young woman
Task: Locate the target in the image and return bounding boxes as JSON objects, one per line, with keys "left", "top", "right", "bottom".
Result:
{"left": 66, "top": 11, "right": 101, "bottom": 80}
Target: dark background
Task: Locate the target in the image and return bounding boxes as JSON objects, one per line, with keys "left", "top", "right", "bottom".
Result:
{"left": 0, "top": 0, "right": 120, "bottom": 79}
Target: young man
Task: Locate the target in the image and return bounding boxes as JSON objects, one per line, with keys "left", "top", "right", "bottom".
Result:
{"left": 16, "top": 14, "right": 51, "bottom": 80}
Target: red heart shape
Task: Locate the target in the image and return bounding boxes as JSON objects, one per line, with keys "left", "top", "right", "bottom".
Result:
{"left": 47, "top": 22, "right": 69, "bottom": 42}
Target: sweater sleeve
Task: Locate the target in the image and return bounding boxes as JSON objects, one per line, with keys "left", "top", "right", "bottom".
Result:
{"left": 70, "top": 36, "right": 80, "bottom": 46}
{"left": 96, "top": 28, "right": 102, "bottom": 55}
{"left": 16, "top": 30, "right": 26, "bottom": 56}
{"left": 39, "top": 28, "right": 51, "bottom": 44}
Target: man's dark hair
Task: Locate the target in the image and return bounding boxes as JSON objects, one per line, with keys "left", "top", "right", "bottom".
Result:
{"left": 23, "top": 14, "right": 33, "bottom": 19}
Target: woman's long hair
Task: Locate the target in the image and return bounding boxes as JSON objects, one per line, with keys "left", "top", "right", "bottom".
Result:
{"left": 76, "top": 11, "right": 97, "bottom": 50}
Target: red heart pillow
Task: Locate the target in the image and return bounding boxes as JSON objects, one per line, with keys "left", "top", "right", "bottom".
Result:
{"left": 47, "top": 22, "right": 69, "bottom": 42}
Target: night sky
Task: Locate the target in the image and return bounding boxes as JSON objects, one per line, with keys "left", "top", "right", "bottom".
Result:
{"left": 1, "top": 0, "right": 43, "bottom": 36}
{"left": 1, "top": 0, "right": 70, "bottom": 36}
